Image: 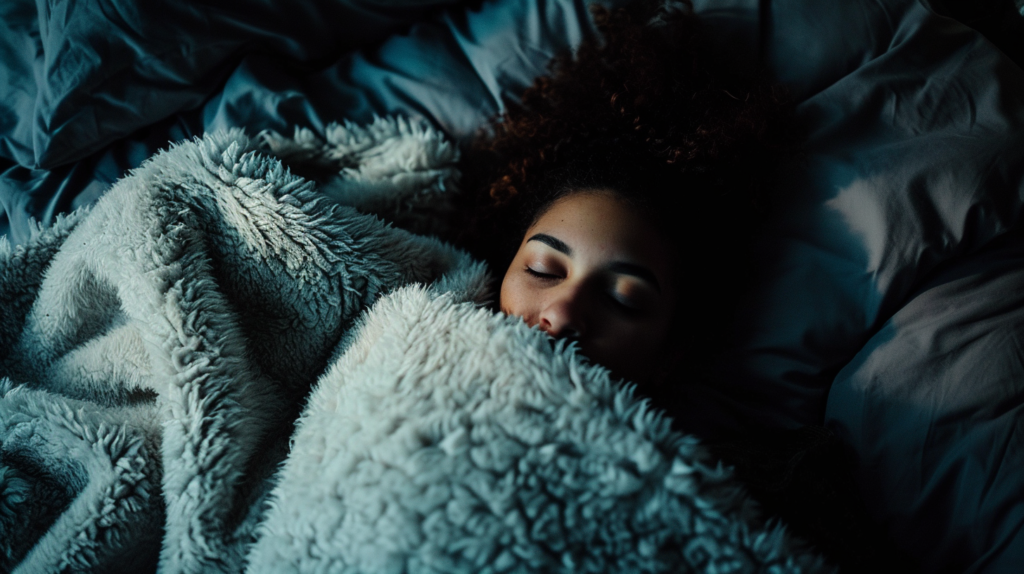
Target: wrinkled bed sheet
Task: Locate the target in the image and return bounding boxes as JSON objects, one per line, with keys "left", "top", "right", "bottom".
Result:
{"left": 691, "top": 2, "right": 1024, "bottom": 571}
{"left": 1, "top": 0, "right": 1022, "bottom": 571}
{"left": 0, "top": 0, "right": 591, "bottom": 243}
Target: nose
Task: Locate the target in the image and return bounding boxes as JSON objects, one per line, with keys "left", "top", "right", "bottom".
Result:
{"left": 538, "top": 289, "right": 586, "bottom": 339}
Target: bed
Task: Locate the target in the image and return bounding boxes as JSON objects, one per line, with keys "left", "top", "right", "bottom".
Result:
{"left": 1, "top": 0, "right": 1022, "bottom": 572}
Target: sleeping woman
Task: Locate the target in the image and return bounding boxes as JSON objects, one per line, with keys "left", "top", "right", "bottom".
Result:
{"left": 449, "top": 1, "right": 905, "bottom": 568}
{"left": 451, "top": 0, "right": 790, "bottom": 385}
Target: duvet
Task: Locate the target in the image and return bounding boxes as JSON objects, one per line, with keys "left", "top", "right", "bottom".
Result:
{"left": 0, "top": 120, "right": 828, "bottom": 573}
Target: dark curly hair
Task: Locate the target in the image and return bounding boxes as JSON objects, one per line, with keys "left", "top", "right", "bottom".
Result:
{"left": 449, "top": 0, "right": 796, "bottom": 359}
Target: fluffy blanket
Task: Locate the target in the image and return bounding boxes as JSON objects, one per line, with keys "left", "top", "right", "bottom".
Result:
{"left": 0, "top": 118, "right": 829, "bottom": 573}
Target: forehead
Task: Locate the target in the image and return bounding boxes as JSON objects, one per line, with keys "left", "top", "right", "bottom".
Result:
{"left": 528, "top": 191, "right": 661, "bottom": 254}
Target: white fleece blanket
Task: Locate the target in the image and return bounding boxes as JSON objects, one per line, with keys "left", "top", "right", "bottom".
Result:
{"left": 0, "top": 118, "right": 829, "bottom": 573}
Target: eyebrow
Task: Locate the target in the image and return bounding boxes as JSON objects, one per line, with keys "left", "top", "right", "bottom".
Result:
{"left": 527, "top": 233, "right": 572, "bottom": 256}
{"left": 527, "top": 233, "right": 661, "bottom": 293}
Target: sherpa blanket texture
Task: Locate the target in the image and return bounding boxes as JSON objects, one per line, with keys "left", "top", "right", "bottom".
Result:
{"left": 0, "top": 118, "right": 829, "bottom": 573}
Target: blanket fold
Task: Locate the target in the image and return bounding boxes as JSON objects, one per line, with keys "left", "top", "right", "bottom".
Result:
{"left": 0, "top": 119, "right": 827, "bottom": 573}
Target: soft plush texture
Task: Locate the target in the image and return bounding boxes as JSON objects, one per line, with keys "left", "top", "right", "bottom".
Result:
{"left": 250, "top": 279, "right": 827, "bottom": 574}
{"left": 0, "top": 119, "right": 480, "bottom": 572}
{"left": 0, "top": 120, "right": 828, "bottom": 573}
{"left": 260, "top": 117, "right": 461, "bottom": 236}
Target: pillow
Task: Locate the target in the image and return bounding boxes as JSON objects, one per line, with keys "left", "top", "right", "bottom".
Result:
{"left": 826, "top": 230, "right": 1024, "bottom": 573}
{"left": 672, "top": 0, "right": 1024, "bottom": 431}
{"left": 682, "top": 0, "right": 1024, "bottom": 569}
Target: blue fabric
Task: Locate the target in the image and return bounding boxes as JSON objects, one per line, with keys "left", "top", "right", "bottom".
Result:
{"left": 827, "top": 230, "right": 1024, "bottom": 573}
{"left": 0, "top": 0, "right": 472, "bottom": 240}
{"left": 0, "top": 0, "right": 600, "bottom": 243}
{"left": 686, "top": 0, "right": 1024, "bottom": 431}
{"left": 678, "top": 1, "right": 1024, "bottom": 570}
{"left": 0, "top": 0, "right": 466, "bottom": 170}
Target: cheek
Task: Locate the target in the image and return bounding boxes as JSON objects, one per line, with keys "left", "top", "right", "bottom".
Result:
{"left": 499, "top": 270, "right": 533, "bottom": 322}
{"left": 610, "top": 319, "right": 668, "bottom": 353}
{"left": 585, "top": 315, "right": 673, "bottom": 380}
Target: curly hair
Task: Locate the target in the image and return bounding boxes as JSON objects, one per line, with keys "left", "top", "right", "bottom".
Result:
{"left": 450, "top": 0, "right": 796, "bottom": 356}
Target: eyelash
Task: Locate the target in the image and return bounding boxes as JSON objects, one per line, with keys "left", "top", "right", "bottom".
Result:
{"left": 607, "top": 294, "right": 641, "bottom": 315}
{"left": 525, "top": 267, "right": 558, "bottom": 280}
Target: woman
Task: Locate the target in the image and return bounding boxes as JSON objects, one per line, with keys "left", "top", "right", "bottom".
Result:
{"left": 452, "top": 0, "right": 791, "bottom": 384}
{"left": 451, "top": 1, "right": 908, "bottom": 568}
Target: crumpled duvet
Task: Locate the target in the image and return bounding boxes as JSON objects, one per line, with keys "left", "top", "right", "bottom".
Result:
{"left": 0, "top": 119, "right": 830, "bottom": 573}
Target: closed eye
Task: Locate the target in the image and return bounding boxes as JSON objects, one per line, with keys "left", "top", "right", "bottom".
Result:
{"left": 525, "top": 267, "right": 559, "bottom": 280}
{"left": 607, "top": 293, "right": 642, "bottom": 314}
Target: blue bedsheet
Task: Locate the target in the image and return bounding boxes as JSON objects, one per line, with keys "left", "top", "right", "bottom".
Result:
{"left": 1, "top": 0, "right": 1023, "bottom": 571}
{"left": 0, "top": 0, "right": 594, "bottom": 243}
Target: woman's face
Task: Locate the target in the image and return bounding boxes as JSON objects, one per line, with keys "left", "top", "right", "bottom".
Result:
{"left": 500, "top": 190, "right": 677, "bottom": 382}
